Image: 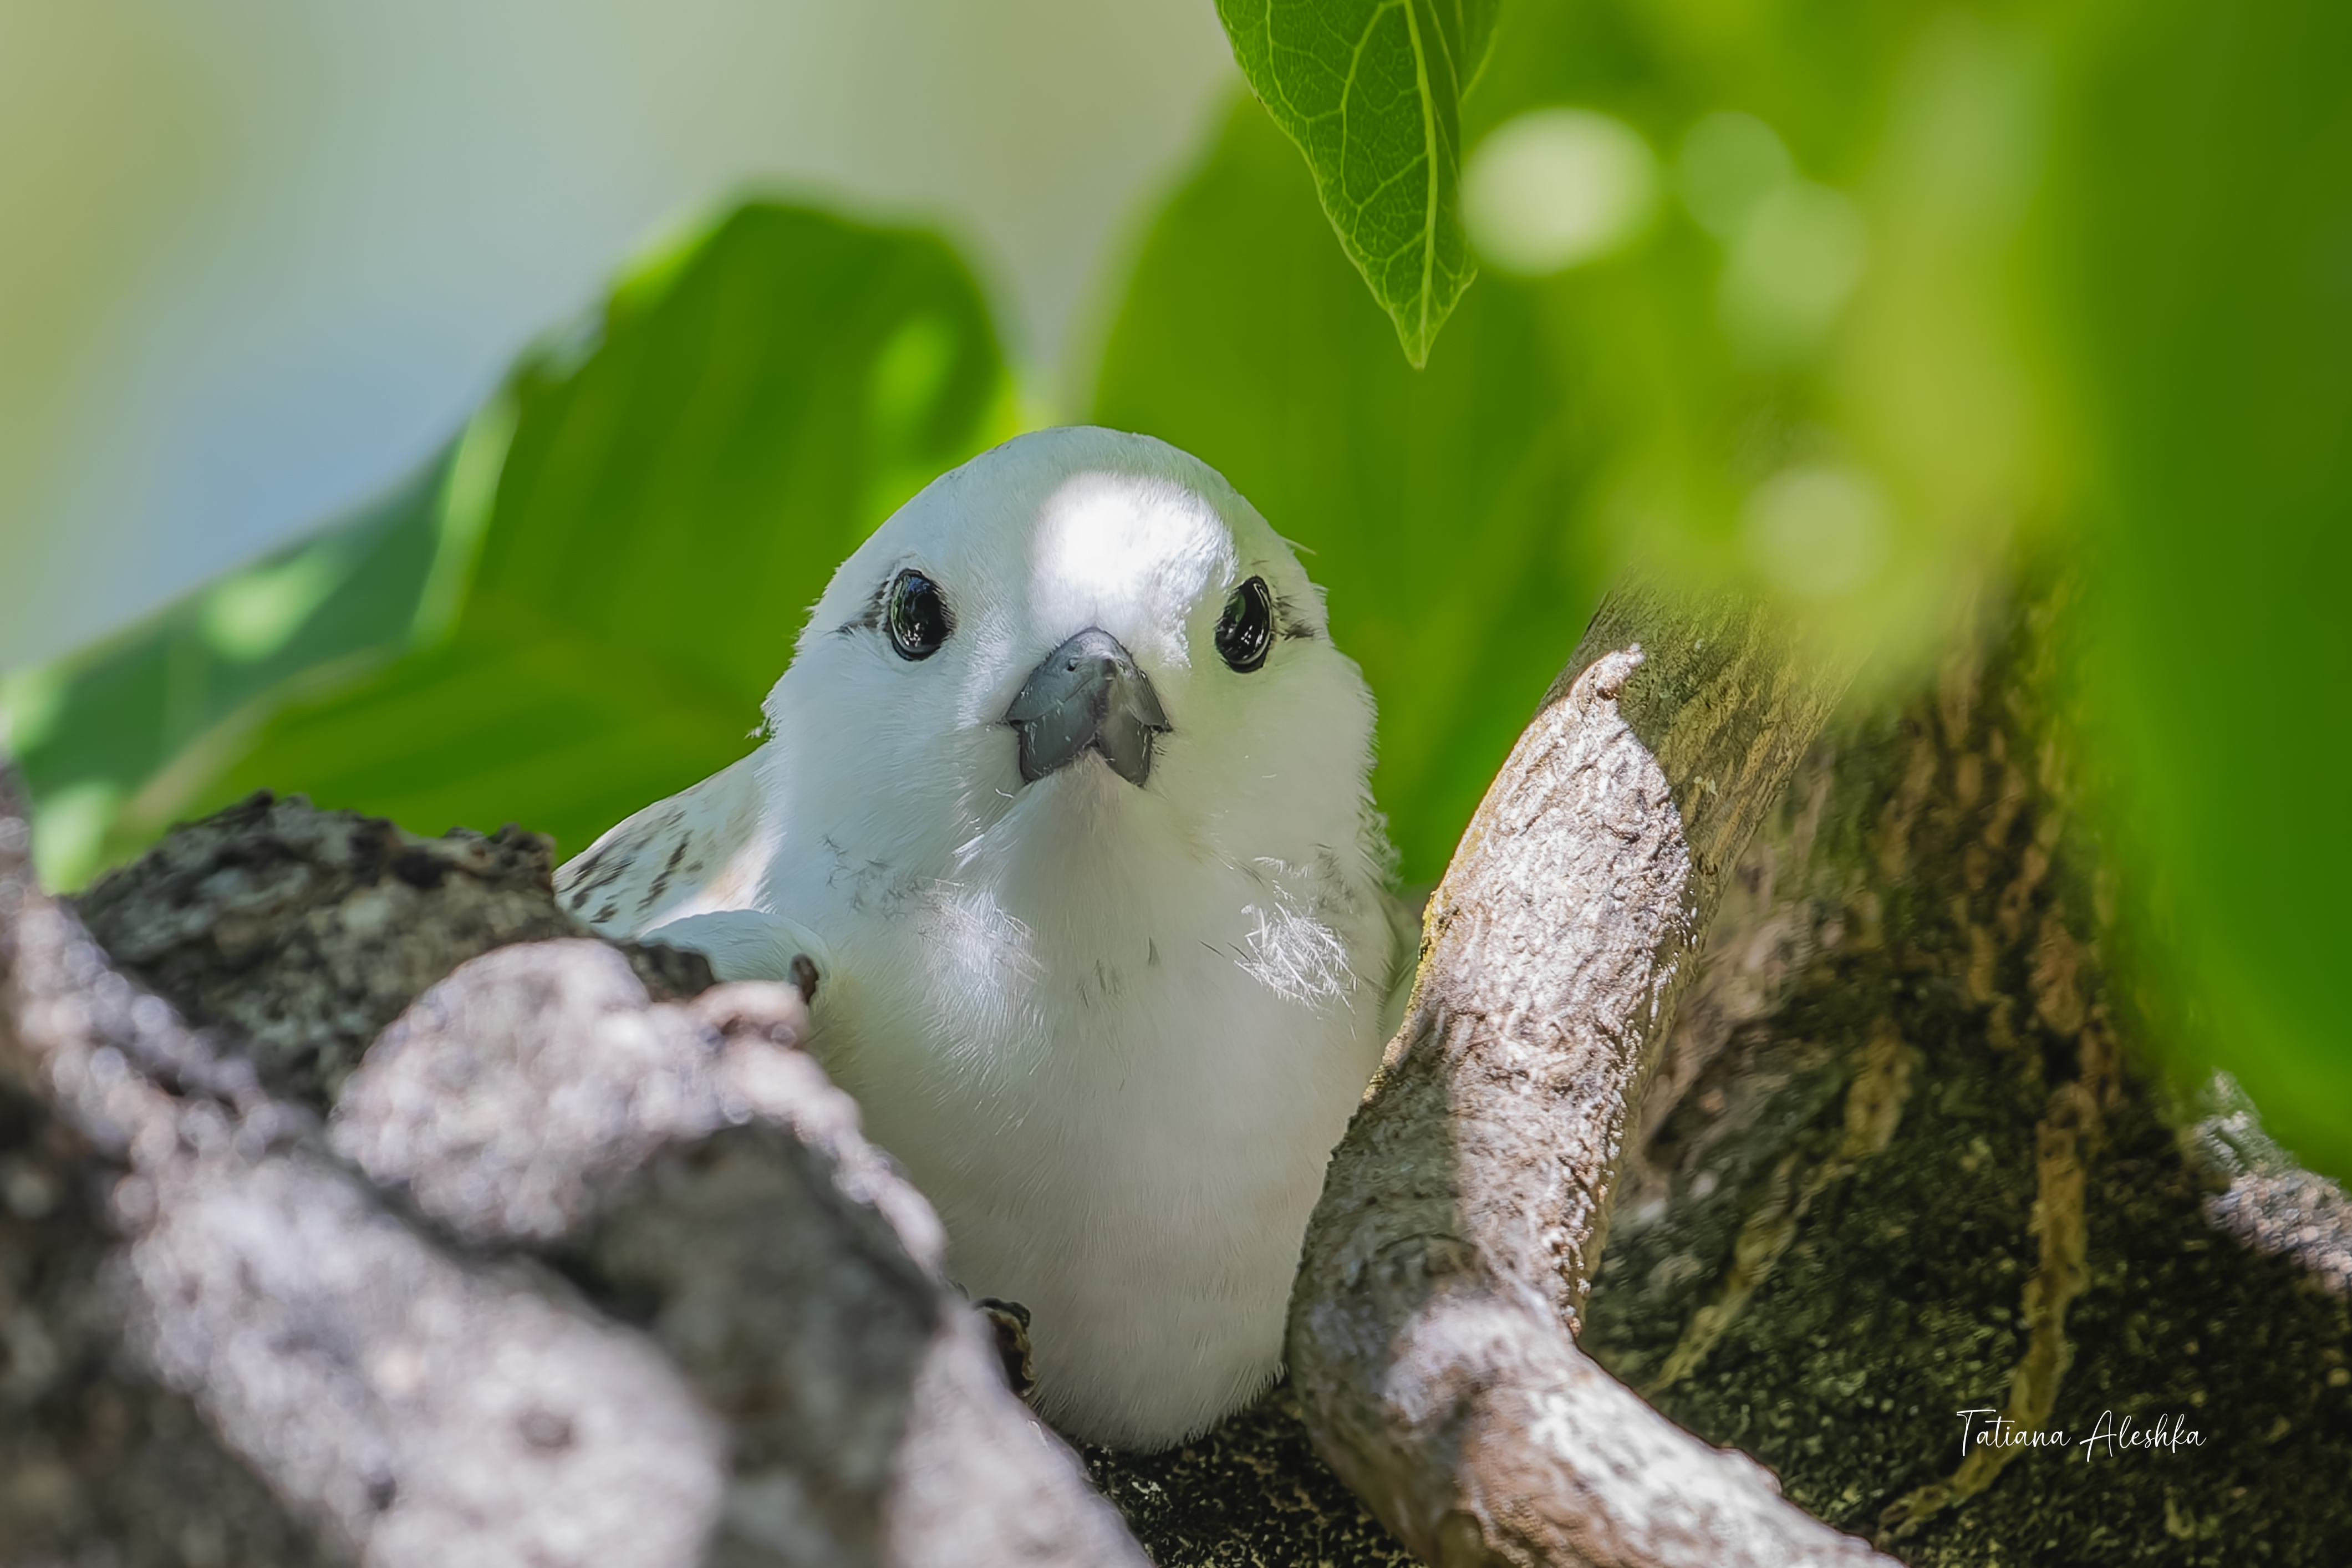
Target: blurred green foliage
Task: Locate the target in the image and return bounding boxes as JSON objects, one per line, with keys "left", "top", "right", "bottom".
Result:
{"left": 2046, "top": 0, "right": 2352, "bottom": 1174}
{"left": 3, "top": 0, "right": 2345, "bottom": 1173}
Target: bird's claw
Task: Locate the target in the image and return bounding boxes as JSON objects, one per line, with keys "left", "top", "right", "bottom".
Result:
{"left": 976, "top": 1297, "right": 1035, "bottom": 1399}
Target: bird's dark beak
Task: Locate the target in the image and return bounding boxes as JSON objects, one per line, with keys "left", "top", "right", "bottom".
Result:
{"left": 1005, "top": 628, "right": 1171, "bottom": 787}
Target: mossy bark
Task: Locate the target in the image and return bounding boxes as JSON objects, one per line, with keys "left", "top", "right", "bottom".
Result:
{"left": 1581, "top": 577, "right": 2351, "bottom": 1565}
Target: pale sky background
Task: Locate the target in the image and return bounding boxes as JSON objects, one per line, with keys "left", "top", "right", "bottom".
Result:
{"left": 0, "top": 0, "right": 1239, "bottom": 669}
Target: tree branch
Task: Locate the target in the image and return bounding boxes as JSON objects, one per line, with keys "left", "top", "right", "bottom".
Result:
{"left": 1290, "top": 583, "right": 1893, "bottom": 1567}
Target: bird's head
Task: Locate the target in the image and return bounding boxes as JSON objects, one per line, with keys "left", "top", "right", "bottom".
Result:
{"left": 765, "top": 426, "right": 1379, "bottom": 879}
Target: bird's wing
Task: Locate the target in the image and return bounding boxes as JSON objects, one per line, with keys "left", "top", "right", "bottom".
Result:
{"left": 556, "top": 751, "right": 771, "bottom": 939}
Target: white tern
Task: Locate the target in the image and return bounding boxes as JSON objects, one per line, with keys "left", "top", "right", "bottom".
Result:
{"left": 557, "top": 426, "right": 1407, "bottom": 1448}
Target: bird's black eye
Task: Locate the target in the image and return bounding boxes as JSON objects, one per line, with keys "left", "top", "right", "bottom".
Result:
{"left": 1215, "top": 576, "right": 1274, "bottom": 673}
{"left": 887, "top": 569, "right": 951, "bottom": 660}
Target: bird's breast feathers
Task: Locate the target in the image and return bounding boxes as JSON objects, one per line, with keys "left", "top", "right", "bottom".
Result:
{"left": 807, "top": 773, "right": 1394, "bottom": 1447}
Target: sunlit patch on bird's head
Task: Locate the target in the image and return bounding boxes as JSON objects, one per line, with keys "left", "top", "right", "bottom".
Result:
{"left": 1025, "top": 471, "right": 1234, "bottom": 672}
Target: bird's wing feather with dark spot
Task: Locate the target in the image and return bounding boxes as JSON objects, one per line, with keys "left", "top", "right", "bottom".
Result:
{"left": 556, "top": 752, "right": 765, "bottom": 940}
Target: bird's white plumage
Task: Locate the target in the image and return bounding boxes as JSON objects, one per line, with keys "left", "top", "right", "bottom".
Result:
{"left": 559, "top": 427, "right": 1400, "bottom": 1448}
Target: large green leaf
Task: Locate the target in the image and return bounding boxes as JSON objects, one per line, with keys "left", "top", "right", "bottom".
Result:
{"left": 1216, "top": 0, "right": 1501, "bottom": 366}
{"left": 11, "top": 203, "right": 1014, "bottom": 879}
{"left": 1093, "top": 97, "right": 1604, "bottom": 881}
{"left": 2050, "top": 0, "right": 2352, "bottom": 1173}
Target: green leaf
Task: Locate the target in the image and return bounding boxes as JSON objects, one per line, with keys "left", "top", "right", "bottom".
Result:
{"left": 1216, "top": 0, "right": 1501, "bottom": 366}
{"left": 1093, "top": 97, "right": 1603, "bottom": 881}
{"left": 14, "top": 202, "right": 1014, "bottom": 881}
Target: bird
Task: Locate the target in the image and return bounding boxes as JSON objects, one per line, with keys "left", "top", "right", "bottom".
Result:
{"left": 556, "top": 426, "right": 1408, "bottom": 1449}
